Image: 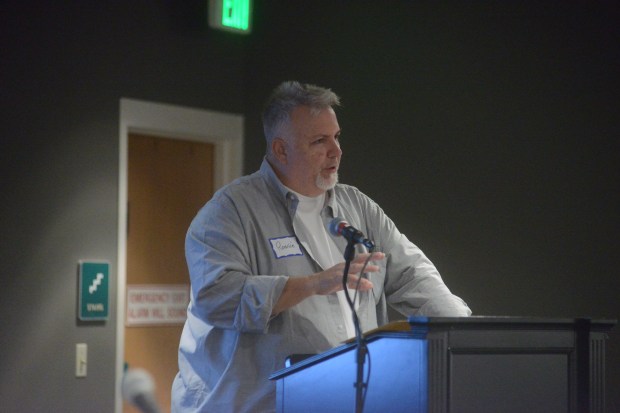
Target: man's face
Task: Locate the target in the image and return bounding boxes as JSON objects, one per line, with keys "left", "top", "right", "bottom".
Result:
{"left": 278, "top": 105, "right": 342, "bottom": 197}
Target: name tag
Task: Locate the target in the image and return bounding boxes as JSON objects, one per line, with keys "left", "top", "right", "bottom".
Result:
{"left": 269, "top": 236, "right": 303, "bottom": 259}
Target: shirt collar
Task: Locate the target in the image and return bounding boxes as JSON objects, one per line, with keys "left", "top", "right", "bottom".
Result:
{"left": 259, "top": 158, "right": 290, "bottom": 201}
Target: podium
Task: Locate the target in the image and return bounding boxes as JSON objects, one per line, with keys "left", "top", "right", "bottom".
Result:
{"left": 270, "top": 317, "right": 615, "bottom": 413}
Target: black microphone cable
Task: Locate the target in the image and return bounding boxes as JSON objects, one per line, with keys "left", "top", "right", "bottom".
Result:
{"left": 341, "top": 243, "right": 375, "bottom": 413}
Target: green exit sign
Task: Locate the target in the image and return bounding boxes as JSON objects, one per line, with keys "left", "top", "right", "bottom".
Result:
{"left": 208, "top": 0, "right": 252, "bottom": 34}
{"left": 78, "top": 261, "right": 109, "bottom": 321}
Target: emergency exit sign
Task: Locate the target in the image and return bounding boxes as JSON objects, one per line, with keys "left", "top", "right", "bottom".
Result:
{"left": 208, "top": 0, "right": 252, "bottom": 34}
{"left": 78, "top": 261, "right": 109, "bottom": 321}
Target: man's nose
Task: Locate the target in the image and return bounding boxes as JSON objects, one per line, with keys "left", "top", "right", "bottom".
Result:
{"left": 328, "top": 138, "right": 342, "bottom": 157}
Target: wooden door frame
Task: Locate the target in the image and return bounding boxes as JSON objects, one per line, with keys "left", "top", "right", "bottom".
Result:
{"left": 116, "top": 98, "right": 243, "bottom": 412}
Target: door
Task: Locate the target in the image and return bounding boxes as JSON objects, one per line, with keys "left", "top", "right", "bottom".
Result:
{"left": 124, "top": 133, "right": 214, "bottom": 412}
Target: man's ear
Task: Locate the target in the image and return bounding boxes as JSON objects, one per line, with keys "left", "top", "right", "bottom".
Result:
{"left": 272, "top": 138, "right": 288, "bottom": 164}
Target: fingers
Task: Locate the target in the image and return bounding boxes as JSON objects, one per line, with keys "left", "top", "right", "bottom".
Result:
{"left": 312, "top": 252, "right": 385, "bottom": 296}
{"left": 348, "top": 262, "right": 379, "bottom": 275}
{"left": 345, "top": 274, "right": 373, "bottom": 291}
{"left": 331, "top": 253, "right": 383, "bottom": 291}
{"left": 352, "top": 251, "right": 385, "bottom": 264}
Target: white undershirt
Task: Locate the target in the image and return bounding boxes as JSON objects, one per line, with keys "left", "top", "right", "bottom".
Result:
{"left": 291, "top": 190, "right": 357, "bottom": 340}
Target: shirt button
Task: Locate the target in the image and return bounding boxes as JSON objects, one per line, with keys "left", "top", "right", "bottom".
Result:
{"left": 337, "top": 325, "right": 344, "bottom": 331}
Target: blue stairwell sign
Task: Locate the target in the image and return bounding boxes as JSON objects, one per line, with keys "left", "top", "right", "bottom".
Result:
{"left": 79, "top": 261, "right": 109, "bottom": 321}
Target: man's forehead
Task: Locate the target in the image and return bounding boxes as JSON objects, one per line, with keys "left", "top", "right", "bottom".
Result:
{"left": 290, "top": 106, "right": 339, "bottom": 132}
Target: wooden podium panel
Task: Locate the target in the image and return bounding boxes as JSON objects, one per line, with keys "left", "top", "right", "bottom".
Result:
{"left": 270, "top": 317, "right": 615, "bottom": 413}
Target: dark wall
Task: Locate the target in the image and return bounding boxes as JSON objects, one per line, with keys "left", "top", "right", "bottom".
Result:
{"left": 0, "top": 1, "right": 244, "bottom": 412}
{"left": 243, "top": 1, "right": 620, "bottom": 410}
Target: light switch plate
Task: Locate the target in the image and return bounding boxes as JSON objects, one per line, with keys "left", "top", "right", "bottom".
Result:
{"left": 76, "top": 343, "right": 87, "bottom": 377}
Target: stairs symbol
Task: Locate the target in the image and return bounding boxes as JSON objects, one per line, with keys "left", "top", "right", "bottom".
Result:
{"left": 89, "top": 273, "right": 104, "bottom": 294}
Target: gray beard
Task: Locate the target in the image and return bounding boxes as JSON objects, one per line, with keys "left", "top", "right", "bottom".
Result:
{"left": 316, "top": 172, "right": 338, "bottom": 191}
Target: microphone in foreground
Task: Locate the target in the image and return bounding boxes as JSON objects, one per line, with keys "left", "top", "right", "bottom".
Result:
{"left": 121, "top": 367, "right": 162, "bottom": 413}
{"left": 328, "top": 217, "right": 375, "bottom": 249}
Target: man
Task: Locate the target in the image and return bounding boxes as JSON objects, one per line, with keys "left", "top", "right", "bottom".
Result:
{"left": 171, "top": 81, "right": 471, "bottom": 412}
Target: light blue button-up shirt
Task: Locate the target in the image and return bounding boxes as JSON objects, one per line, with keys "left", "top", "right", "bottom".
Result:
{"left": 172, "top": 159, "right": 470, "bottom": 412}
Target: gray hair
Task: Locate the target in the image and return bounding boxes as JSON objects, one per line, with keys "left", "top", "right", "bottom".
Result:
{"left": 262, "top": 81, "right": 341, "bottom": 151}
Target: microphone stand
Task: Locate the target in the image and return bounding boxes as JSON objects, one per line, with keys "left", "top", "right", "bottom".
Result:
{"left": 342, "top": 241, "right": 368, "bottom": 413}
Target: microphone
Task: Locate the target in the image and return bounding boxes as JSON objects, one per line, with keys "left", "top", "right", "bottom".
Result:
{"left": 328, "top": 217, "right": 375, "bottom": 249}
{"left": 121, "top": 367, "right": 163, "bottom": 413}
